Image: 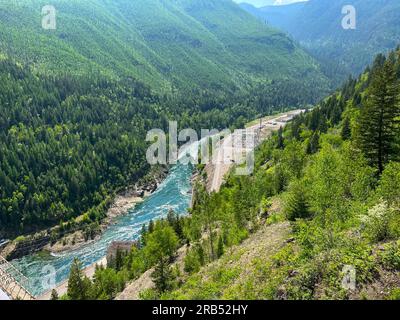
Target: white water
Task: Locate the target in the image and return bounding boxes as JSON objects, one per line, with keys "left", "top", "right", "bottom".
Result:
{"left": 12, "top": 163, "right": 194, "bottom": 297}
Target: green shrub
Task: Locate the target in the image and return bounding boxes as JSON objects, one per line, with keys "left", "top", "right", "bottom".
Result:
{"left": 380, "top": 241, "right": 400, "bottom": 270}
{"left": 184, "top": 248, "right": 202, "bottom": 274}
{"left": 376, "top": 162, "right": 400, "bottom": 206}
{"left": 139, "top": 288, "right": 159, "bottom": 300}
{"left": 387, "top": 288, "right": 400, "bottom": 300}
{"left": 284, "top": 182, "right": 310, "bottom": 221}
{"left": 360, "top": 202, "right": 396, "bottom": 242}
{"left": 14, "top": 235, "right": 26, "bottom": 242}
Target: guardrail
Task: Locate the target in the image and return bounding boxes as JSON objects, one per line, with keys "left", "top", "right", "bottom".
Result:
{"left": 0, "top": 255, "right": 35, "bottom": 300}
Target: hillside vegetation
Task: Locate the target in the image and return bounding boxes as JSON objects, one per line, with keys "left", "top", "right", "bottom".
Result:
{"left": 162, "top": 48, "right": 400, "bottom": 300}
{"left": 241, "top": 0, "right": 400, "bottom": 83}
{"left": 0, "top": 47, "right": 328, "bottom": 238}
{"left": 62, "top": 48, "right": 400, "bottom": 300}
{"left": 0, "top": 0, "right": 337, "bottom": 238}
{"left": 0, "top": 0, "right": 330, "bottom": 93}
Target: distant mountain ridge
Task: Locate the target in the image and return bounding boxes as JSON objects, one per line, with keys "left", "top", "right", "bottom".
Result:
{"left": 234, "top": 0, "right": 306, "bottom": 7}
{"left": 0, "top": 0, "right": 329, "bottom": 93}
{"left": 241, "top": 0, "right": 400, "bottom": 81}
{"left": 234, "top": 0, "right": 276, "bottom": 7}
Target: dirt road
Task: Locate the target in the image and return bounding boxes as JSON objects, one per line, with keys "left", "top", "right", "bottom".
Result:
{"left": 207, "top": 109, "right": 305, "bottom": 192}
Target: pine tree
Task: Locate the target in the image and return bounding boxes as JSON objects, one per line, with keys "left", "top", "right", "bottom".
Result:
{"left": 357, "top": 57, "right": 400, "bottom": 174}
{"left": 140, "top": 224, "right": 147, "bottom": 247}
{"left": 284, "top": 182, "right": 310, "bottom": 221}
{"left": 277, "top": 126, "right": 285, "bottom": 149}
{"left": 309, "top": 109, "right": 321, "bottom": 131}
{"left": 306, "top": 132, "right": 320, "bottom": 154}
{"left": 167, "top": 209, "right": 176, "bottom": 227}
{"left": 341, "top": 117, "right": 352, "bottom": 140}
{"left": 173, "top": 215, "right": 184, "bottom": 240}
{"left": 151, "top": 258, "right": 174, "bottom": 293}
{"left": 67, "top": 258, "right": 92, "bottom": 300}
{"left": 148, "top": 220, "right": 155, "bottom": 233}
{"left": 50, "top": 289, "right": 59, "bottom": 300}
{"left": 217, "top": 235, "right": 224, "bottom": 258}
{"left": 114, "top": 249, "right": 125, "bottom": 271}
{"left": 291, "top": 118, "right": 301, "bottom": 140}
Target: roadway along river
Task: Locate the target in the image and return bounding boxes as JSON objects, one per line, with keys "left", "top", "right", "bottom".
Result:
{"left": 11, "top": 110, "right": 303, "bottom": 298}
{"left": 12, "top": 163, "right": 194, "bottom": 297}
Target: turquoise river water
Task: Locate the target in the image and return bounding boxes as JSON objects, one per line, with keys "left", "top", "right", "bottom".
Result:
{"left": 12, "top": 162, "right": 194, "bottom": 297}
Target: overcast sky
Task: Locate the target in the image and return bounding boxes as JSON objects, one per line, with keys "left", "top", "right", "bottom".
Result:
{"left": 233, "top": 0, "right": 308, "bottom": 8}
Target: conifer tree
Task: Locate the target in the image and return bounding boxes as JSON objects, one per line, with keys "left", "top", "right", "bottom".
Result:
{"left": 67, "top": 258, "right": 92, "bottom": 300}
{"left": 152, "top": 258, "right": 174, "bottom": 293}
{"left": 50, "top": 289, "right": 59, "bottom": 301}
{"left": 341, "top": 117, "right": 352, "bottom": 140}
{"left": 306, "top": 132, "right": 320, "bottom": 155}
{"left": 277, "top": 126, "right": 285, "bottom": 149}
{"left": 148, "top": 220, "right": 155, "bottom": 234}
{"left": 217, "top": 235, "right": 224, "bottom": 258}
{"left": 284, "top": 182, "right": 310, "bottom": 221}
{"left": 357, "top": 56, "right": 400, "bottom": 174}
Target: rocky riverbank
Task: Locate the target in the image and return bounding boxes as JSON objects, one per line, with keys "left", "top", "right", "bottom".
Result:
{"left": 43, "top": 194, "right": 145, "bottom": 254}
{"left": 44, "top": 166, "right": 169, "bottom": 254}
{"left": 0, "top": 166, "right": 169, "bottom": 259}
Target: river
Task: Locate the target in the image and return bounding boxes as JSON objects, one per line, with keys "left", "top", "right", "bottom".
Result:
{"left": 12, "top": 162, "right": 194, "bottom": 297}
{"left": 10, "top": 111, "right": 303, "bottom": 298}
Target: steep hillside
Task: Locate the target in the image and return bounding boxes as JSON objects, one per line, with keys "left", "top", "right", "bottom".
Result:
{"left": 63, "top": 48, "right": 400, "bottom": 301}
{"left": 160, "top": 49, "right": 400, "bottom": 300}
{"left": 241, "top": 1, "right": 306, "bottom": 28}
{"left": 0, "top": 55, "right": 164, "bottom": 236}
{"left": 241, "top": 0, "right": 400, "bottom": 82}
{"left": 0, "top": 51, "right": 319, "bottom": 237}
{"left": 0, "top": 0, "right": 329, "bottom": 92}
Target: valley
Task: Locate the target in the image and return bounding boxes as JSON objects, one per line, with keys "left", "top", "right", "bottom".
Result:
{"left": 0, "top": 0, "right": 399, "bottom": 303}
{"left": 241, "top": 0, "right": 400, "bottom": 83}
{"left": 2, "top": 110, "right": 300, "bottom": 299}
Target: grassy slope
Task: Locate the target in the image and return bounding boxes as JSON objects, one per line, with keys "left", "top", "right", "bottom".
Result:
{"left": 0, "top": 0, "right": 329, "bottom": 91}
{"left": 168, "top": 219, "right": 292, "bottom": 300}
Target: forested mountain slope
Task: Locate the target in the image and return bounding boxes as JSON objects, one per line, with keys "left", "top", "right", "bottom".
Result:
{"left": 0, "top": 55, "right": 285, "bottom": 237}
{"left": 0, "top": 50, "right": 323, "bottom": 238}
{"left": 0, "top": 56, "right": 164, "bottom": 236}
{"left": 161, "top": 48, "right": 400, "bottom": 300}
{"left": 0, "top": 0, "right": 336, "bottom": 238}
{"left": 241, "top": 0, "right": 400, "bottom": 82}
{"left": 0, "top": 0, "right": 329, "bottom": 93}
{"left": 62, "top": 47, "right": 400, "bottom": 300}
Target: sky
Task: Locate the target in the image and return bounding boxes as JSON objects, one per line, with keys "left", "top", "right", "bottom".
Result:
{"left": 233, "top": 0, "right": 308, "bottom": 8}
{"left": 0, "top": 288, "right": 10, "bottom": 300}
